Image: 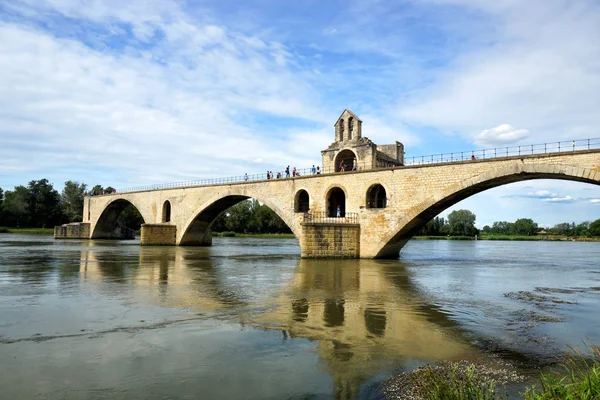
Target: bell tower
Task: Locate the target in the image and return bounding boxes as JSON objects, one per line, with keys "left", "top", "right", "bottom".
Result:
{"left": 335, "top": 109, "right": 362, "bottom": 142}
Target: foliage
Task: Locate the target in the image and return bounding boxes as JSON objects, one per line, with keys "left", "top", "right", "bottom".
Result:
{"left": 61, "top": 181, "right": 87, "bottom": 223}
{"left": 407, "top": 361, "right": 507, "bottom": 400}
{"left": 590, "top": 219, "right": 600, "bottom": 236}
{"left": 418, "top": 216, "right": 448, "bottom": 236}
{"left": 523, "top": 344, "right": 600, "bottom": 400}
{"left": 513, "top": 218, "right": 539, "bottom": 236}
{"left": 213, "top": 199, "right": 291, "bottom": 234}
{"left": 117, "top": 204, "right": 144, "bottom": 230}
{"left": 447, "top": 209, "right": 478, "bottom": 236}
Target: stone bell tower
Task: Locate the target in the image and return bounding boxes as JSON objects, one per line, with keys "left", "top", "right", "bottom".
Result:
{"left": 322, "top": 109, "right": 404, "bottom": 174}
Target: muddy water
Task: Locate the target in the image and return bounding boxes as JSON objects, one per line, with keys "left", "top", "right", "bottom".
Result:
{"left": 0, "top": 235, "right": 599, "bottom": 399}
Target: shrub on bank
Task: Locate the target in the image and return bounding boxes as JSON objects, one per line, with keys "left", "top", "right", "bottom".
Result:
{"left": 0, "top": 227, "right": 9, "bottom": 233}
{"left": 523, "top": 344, "right": 600, "bottom": 399}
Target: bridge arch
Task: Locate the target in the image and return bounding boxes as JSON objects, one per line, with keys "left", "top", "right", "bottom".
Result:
{"left": 179, "top": 190, "right": 297, "bottom": 246}
{"left": 375, "top": 163, "right": 600, "bottom": 258}
{"left": 366, "top": 184, "right": 387, "bottom": 209}
{"left": 295, "top": 190, "right": 310, "bottom": 213}
{"left": 91, "top": 198, "right": 146, "bottom": 239}
{"left": 335, "top": 149, "right": 357, "bottom": 172}
{"left": 326, "top": 186, "right": 347, "bottom": 217}
{"left": 162, "top": 200, "right": 171, "bottom": 223}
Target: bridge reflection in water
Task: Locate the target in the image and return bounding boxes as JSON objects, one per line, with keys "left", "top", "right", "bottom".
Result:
{"left": 79, "top": 245, "right": 477, "bottom": 399}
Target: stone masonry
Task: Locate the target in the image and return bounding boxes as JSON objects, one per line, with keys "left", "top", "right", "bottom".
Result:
{"left": 81, "top": 149, "right": 600, "bottom": 258}
{"left": 301, "top": 223, "right": 360, "bottom": 258}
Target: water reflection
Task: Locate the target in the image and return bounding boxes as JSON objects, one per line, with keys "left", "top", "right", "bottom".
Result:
{"left": 77, "top": 248, "right": 476, "bottom": 399}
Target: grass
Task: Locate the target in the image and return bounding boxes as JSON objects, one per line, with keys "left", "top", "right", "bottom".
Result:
{"left": 0, "top": 227, "right": 54, "bottom": 234}
{"left": 523, "top": 344, "right": 600, "bottom": 399}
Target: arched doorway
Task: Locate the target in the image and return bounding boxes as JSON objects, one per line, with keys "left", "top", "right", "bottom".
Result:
{"left": 295, "top": 190, "right": 310, "bottom": 213}
{"left": 327, "top": 187, "right": 346, "bottom": 217}
{"left": 366, "top": 184, "right": 387, "bottom": 208}
{"left": 162, "top": 200, "right": 171, "bottom": 222}
{"left": 335, "top": 150, "right": 357, "bottom": 172}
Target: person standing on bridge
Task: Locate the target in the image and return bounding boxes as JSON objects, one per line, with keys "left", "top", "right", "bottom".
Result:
{"left": 352, "top": 158, "right": 357, "bottom": 171}
{"left": 339, "top": 160, "right": 345, "bottom": 172}
{"left": 244, "top": 173, "right": 248, "bottom": 181}
{"left": 285, "top": 166, "right": 290, "bottom": 177}
{"left": 336, "top": 205, "right": 341, "bottom": 218}
{"left": 292, "top": 167, "right": 297, "bottom": 177}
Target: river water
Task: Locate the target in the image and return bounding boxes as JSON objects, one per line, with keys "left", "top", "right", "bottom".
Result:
{"left": 1, "top": 235, "right": 599, "bottom": 399}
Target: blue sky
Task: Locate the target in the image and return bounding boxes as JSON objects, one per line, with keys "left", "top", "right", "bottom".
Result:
{"left": 0, "top": 0, "right": 599, "bottom": 227}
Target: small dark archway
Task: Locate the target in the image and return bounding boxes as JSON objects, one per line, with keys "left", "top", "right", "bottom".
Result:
{"left": 92, "top": 199, "right": 144, "bottom": 239}
{"left": 335, "top": 150, "right": 357, "bottom": 172}
{"left": 295, "top": 190, "right": 310, "bottom": 213}
{"left": 327, "top": 187, "right": 346, "bottom": 217}
{"left": 366, "top": 184, "right": 387, "bottom": 208}
{"left": 162, "top": 200, "right": 171, "bottom": 222}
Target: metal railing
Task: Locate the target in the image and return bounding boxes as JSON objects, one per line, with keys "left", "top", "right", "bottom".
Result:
{"left": 303, "top": 211, "right": 359, "bottom": 224}
{"left": 102, "top": 137, "right": 599, "bottom": 195}
{"left": 403, "top": 138, "right": 600, "bottom": 166}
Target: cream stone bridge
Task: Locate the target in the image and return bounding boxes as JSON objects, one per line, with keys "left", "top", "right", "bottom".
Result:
{"left": 54, "top": 111, "right": 600, "bottom": 258}
{"left": 60, "top": 147, "right": 600, "bottom": 259}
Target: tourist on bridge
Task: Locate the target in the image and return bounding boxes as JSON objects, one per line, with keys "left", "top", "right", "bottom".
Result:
{"left": 471, "top": 154, "right": 476, "bottom": 161}
{"left": 311, "top": 165, "right": 316, "bottom": 175}
{"left": 352, "top": 158, "right": 357, "bottom": 170}
{"left": 336, "top": 205, "right": 341, "bottom": 218}
{"left": 285, "top": 166, "right": 290, "bottom": 177}
{"left": 244, "top": 173, "right": 248, "bottom": 181}
{"left": 316, "top": 166, "right": 321, "bottom": 174}
{"left": 339, "top": 160, "right": 345, "bottom": 172}
{"left": 292, "top": 167, "right": 297, "bottom": 177}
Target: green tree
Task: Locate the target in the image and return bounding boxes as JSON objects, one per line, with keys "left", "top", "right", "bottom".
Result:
{"left": 447, "top": 209, "right": 478, "bottom": 236}
{"left": 0, "top": 187, "right": 4, "bottom": 225}
{"left": 61, "top": 181, "right": 87, "bottom": 222}
{"left": 117, "top": 204, "right": 144, "bottom": 230}
{"left": 26, "top": 179, "right": 63, "bottom": 227}
{"left": 553, "top": 222, "right": 572, "bottom": 236}
{"left": 482, "top": 225, "right": 491, "bottom": 233}
{"left": 91, "top": 185, "right": 104, "bottom": 195}
{"left": 589, "top": 219, "right": 600, "bottom": 236}
{"left": 2, "top": 186, "right": 30, "bottom": 227}
{"left": 491, "top": 221, "right": 513, "bottom": 235}
{"left": 512, "top": 218, "right": 538, "bottom": 236}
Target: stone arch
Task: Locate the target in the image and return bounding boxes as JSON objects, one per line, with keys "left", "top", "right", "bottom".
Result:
{"left": 180, "top": 191, "right": 298, "bottom": 245}
{"left": 91, "top": 198, "right": 145, "bottom": 239}
{"left": 335, "top": 149, "right": 357, "bottom": 172}
{"left": 162, "top": 200, "right": 171, "bottom": 223}
{"left": 375, "top": 163, "right": 600, "bottom": 258}
{"left": 366, "top": 184, "right": 387, "bottom": 209}
{"left": 295, "top": 190, "right": 310, "bottom": 213}
{"left": 326, "top": 186, "right": 346, "bottom": 217}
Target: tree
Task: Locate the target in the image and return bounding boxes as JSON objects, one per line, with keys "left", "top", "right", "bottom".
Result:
{"left": 26, "top": 179, "right": 63, "bottom": 227}
{"left": 91, "top": 185, "right": 104, "bottom": 196}
{"left": 589, "top": 219, "right": 600, "bottom": 236}
{"left": 512, "top": 218, "right": 538, "bottom": 236}
{"left": 553, "top": 222, "right": 572, "bottom": 236}
{"left": 490, "top": 221, "right": 513, "bottom": 235}
{"left": 0, "top": 187, "right": 4, "bottom": 225}
{"left": 117, "top": 204, "right": 144, "bottom": 230}
{"left": 447, "top": 209, "right": 478, "bottom": 236}
{"left": 61, "top": 181, "right": 87, "bottom": 222}
{"left": 482, "top": 225, "right": 491, "bottom": 233}
{"left": 2, "top": 186, "right": 30, "bottom": 227}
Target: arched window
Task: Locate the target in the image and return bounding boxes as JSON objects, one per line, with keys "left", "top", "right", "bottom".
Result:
{"left": 335, "top": 149, "right": 357, "bottom": 172}
{"left": 367, "top": 184, "right": 387, "bottom": 208}
{"left": 348, "top": 116, "right": 354, "bottom": 140}
{"left": 339, "top": 118, "right": 344, "bottom": 141}
{"left": 295, "top": 190, "right": 310, "bottom": 213}
{"left": 327, "top": 187, "right": 346, "bottom": 217}
{"left": 162, "top": 200, "right": 171, "bottom": 222}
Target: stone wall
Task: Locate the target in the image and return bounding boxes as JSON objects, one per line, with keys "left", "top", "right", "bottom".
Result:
{"left": 140, "top": 224, "right": 177, "bottom": 246}
{"left": 54, "top": 222, "right": 90, "bottom": 239}
{"left": 301, "top": 223, "right": 360, "bottom": 258}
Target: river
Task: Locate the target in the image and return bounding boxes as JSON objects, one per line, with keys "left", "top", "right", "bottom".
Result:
{"left": 1, "top": 235, "right": 599, "bottom": 399}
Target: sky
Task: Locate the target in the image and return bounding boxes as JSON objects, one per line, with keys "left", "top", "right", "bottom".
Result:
{"left": 0, "top": 0, "right": 599, "bottom": 228}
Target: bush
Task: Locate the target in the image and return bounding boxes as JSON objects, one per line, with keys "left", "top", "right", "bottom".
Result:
{"left": 0, "top": 227, "right": 9, "bottom": 233}
{"left": 220, "top": 231, "right": 236, "bottom": 237}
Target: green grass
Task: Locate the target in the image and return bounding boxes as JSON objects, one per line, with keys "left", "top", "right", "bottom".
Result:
{"left": 0, "top": 227, "right": 55, "bottom": 234}
{"left": 523, "top": 344, "right": 600, "bottom": 399}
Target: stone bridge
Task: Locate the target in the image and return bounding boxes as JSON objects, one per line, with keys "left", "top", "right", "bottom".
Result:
{"left": 67, "top": 149, "right": 600, "bottom": 259}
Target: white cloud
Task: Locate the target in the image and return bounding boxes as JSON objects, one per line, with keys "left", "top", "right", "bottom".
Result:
{"left": 399, "top": 0, "right": 600, "bottom": 145}
{"left": 542, "top": 196, "right": 574, "bottom": 203}
{"left": 591, "top": 199, "right": 600, "bottom": 204}
{"left": 473, "top": 124, "right": 528, "bottom": 147}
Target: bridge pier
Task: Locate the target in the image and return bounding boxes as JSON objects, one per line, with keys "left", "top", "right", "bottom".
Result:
{"left": 301, "top": 221, "right": 360, "bottom": 258}
{"left": 140, "top": 224, "right": 177, "bottom": 246}
{"left": 54, "top": 222, "right": 91, "bottom": 239}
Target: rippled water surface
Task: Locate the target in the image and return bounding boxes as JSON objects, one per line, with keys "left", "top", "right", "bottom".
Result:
{"left": 1, "top": 235, "right": 599, "bottom": 399}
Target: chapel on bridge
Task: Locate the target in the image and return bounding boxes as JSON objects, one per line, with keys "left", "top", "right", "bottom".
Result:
{"left": 321, "top": 109, "right": 404, "bottom": 173}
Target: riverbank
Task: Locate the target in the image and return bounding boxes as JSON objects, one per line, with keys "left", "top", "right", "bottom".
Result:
{"left": 414, "top": 235, "right": 600, "bottom": 242}
{"left": 0, "top": 227, "right": 54, "bottom": 234}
